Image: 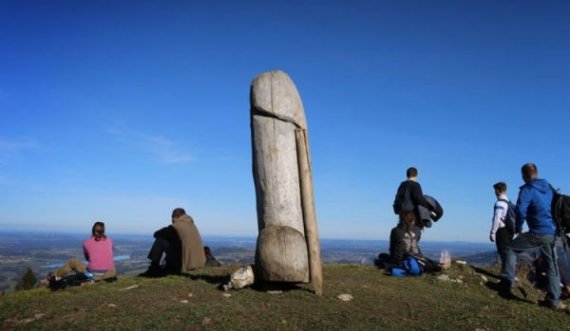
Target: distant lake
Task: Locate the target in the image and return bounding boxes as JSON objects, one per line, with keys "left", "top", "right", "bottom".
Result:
{"left": 40, "top": 255, "right": 131, "bottom": 269}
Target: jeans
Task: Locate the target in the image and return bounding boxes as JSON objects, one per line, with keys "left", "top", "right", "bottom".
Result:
{"left": 556, "top": 237, "right": 570, "bottom": 287}
{"left": 501, "top": 232, "right": 560, "bottom": 306}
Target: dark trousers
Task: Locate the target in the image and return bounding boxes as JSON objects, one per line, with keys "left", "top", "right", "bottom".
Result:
{"left": 147, "top": 237, "right": 181, "bottom": 273}
{"left": 147, "top": 238, "right": 170, "bottom": 266}
{"left": 495, "top": 227, "right": 513, "bottom": 257}
{"left": 495, "top": 227, "right": 513, "bottom": 274}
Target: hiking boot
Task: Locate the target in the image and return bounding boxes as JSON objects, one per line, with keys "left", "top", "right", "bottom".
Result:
{"left": 138, "top": 265, "right": 165, "bottom": 278}
{"left": 498, "top": 279, "right": 517, "bottom": 300}
{"left": 553, "top": 302, "right": 568, "bottom": 311}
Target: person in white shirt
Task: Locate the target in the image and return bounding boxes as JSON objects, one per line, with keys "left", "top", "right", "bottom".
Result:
{"left": 490, "top": 182, "right": 513, "bottom": 263}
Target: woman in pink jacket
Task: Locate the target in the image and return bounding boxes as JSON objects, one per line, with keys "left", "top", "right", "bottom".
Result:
{"left": 49, "top": 222, "right": 116, "bottom": 283}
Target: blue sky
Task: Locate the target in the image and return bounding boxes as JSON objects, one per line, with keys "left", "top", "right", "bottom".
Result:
{"left": 0, "top": 1, "right": 569, "bottom": 242}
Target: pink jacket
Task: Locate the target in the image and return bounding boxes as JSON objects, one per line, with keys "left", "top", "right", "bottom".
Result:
{"left": 83, "top": 236, "right": 114, "bottom": 272}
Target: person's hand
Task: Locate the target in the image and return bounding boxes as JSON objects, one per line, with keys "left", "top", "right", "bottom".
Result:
{"left": 489, "top": 234, "right": 495, "bottom": 242}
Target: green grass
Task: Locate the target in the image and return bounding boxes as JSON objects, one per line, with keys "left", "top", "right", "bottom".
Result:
{"left": 1, "top": 264, "right": 568, "bottom": 330}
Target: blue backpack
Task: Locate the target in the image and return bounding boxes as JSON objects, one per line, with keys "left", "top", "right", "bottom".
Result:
{"left": 403, "top": 256, "right": 424, "bottom": 276}
{"left": 499, "top": 199, "right": 516, "bottom": 234}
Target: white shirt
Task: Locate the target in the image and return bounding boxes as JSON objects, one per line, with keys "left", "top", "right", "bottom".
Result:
{"left": 490, "top": 194, "right": 509, "bottom": 241}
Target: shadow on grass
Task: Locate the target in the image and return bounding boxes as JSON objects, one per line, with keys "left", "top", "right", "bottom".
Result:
{"left": 180, "top": 265, "right": 316, "bottom": 294}
{"left": 470, "top": 265, "right": 535, "bottom": 304}
{"left": 185, "top": 273, "right": 229, "bottom": 285}
{"left": 183, "top": 273, "right": 315, "bottom": 294}
{"left": 250, "top": 282, "right": 314, "bottom": 294}
{"left": 470, "top": 265, "right": 502, "bottom": 280}
{"left": 484, "top": 280, "right": 534, "bottom": 304}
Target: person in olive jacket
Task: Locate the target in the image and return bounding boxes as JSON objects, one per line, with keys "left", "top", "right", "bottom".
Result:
{"left": 140, "top": 208, "right": 206, "bottom": 277}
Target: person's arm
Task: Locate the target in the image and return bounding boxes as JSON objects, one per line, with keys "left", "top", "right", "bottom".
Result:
{"left": 410, "top": 182, "right": 434, "bottom": 211}
{"left": 490, "top": 202, "right": 505, "bottom": 242}
{"left": 154, "top": 226, "right": 178, "bottom": 241}
{"left": 393, "top": 183, "right": 404, "bottom": 214}
{"left": 516, "top": 187, "right": 530, "bottom": 233}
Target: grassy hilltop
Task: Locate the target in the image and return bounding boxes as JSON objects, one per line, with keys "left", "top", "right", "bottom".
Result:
{"left": 1, "top": 264, "right": 568, "bottom": 330}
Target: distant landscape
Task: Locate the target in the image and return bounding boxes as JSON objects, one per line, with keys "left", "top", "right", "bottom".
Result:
{"left": 0, "top": 231, "right": 496, "bottom": 293}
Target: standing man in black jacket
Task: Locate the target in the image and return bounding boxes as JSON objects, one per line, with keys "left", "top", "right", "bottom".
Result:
{"left": 393, "top": 167, "right": 435, "bottom": 227}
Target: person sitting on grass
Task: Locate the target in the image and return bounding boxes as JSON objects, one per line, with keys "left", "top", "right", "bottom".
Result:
{"left": 375, "top": 211, "right": 441, "bottom": 274}
{"left": 44, "top": 221, "right": 116, "bottom": 287}
{"left": 390, "top": 211, "right": 423, "bottom": 265}
{"left": 376, "top": 211, "right": 424, "bottom": 269}
{"left": 139, "top": 208, "right": 207, "bottom": 277}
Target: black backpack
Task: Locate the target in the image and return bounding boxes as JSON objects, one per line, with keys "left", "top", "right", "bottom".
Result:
{"left": 552, "top": 189, "right": 570, "bottom": 234}
{"left": 47, "top": 272, "right": 91, "bottom": 290}
{"left": 498, "top": 199, "right": 517, "bottom": 234}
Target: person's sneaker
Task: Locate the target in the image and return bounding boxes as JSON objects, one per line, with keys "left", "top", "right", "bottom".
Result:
{"left": 550, "top": 302, "right": 567, "bottom": 310}
{"left": 539, "top": 300, "right": 567, "bottom": 311}
{"left": 83, "top": 271, "right": 95, "bottom": 281}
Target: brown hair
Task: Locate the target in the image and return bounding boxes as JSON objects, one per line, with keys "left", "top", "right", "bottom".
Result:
{"left": 493, "top": 182, "right": 507, "bottom": 193}
{"left": 172, "top": 208, "right": 186, "bottom": 219}
{"left": 406, "top": 167, "right": 418, "bottom": 178}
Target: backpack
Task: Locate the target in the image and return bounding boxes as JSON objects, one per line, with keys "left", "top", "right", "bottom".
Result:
{"left": 393, "top": 184, "right": 414, "bottom": 215}
{"left": 223, "top": 265, "right": 255, "bottom": 291}
{"left": 498, "top": 199, "right": 517, "bottom": 234}
{"left": 47, "top": 272, "right": 92, "bottom": 290}
{"left": 402, "top": 255, "right": 424, "bottom": 276}
{"left": 552, "top": 189, "right": 570, "bottom": 234}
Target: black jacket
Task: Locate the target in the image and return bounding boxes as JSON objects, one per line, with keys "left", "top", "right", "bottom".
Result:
{"left": 393, "top": 180, "right": 433, "bottom": 214}
{"left": 389, "top": 222, "right": 422, "bottom": 264}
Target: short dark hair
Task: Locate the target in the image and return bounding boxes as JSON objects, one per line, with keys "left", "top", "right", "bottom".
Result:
{"left": 521, "top": 163, "right": 538, "bottom": 181}
{"left": 172, "top": 208, "right": 186, "bottom": 219}
{"left": 493, "top": 182, "right": 507, "bottom": 193}
{"left": 406, "top": 167, "right": 418, "bottom": 178}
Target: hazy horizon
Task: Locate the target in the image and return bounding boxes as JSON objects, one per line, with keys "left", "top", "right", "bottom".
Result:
{"left": 0, "top": 229, "right": 496, "bottom": 245}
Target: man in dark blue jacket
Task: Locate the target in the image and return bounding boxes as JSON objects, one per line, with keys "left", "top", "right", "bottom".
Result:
{"left": 500, "top": 163, "right": 563, "bottom": 309}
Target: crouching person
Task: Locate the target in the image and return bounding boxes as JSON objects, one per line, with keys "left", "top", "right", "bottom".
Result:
{"left": 382, "top": 211, "right": 441, "bottom": 276}
{"left": 390, "top": 211, "right": 423, "bottom": 265}
{"left": 140, "top": 208, "right": 206, "bottom": 277}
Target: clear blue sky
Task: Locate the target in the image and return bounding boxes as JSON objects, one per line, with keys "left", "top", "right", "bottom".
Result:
{"left": 1, "top": 1, "right": 569, "bottom": 242}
